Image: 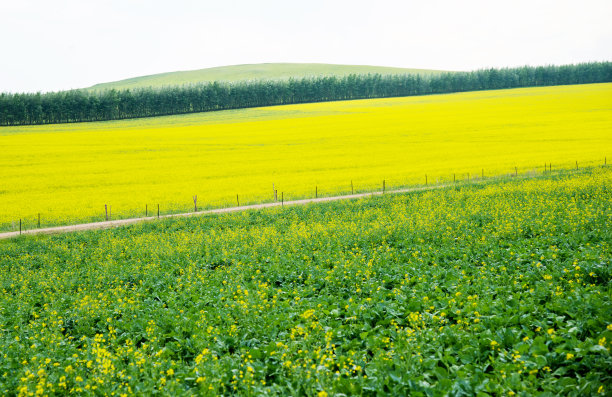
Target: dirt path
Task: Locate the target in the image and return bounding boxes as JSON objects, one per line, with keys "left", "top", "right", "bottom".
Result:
{"left": 0, "top": 184, "right": 451, "bottom": 240}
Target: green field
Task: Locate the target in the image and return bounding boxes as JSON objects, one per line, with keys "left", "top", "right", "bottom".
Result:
{"left": 87, "top": 63, "right": 448, "bottom": 90}
{"left": 1, "top": 168, "right": 610, "bottom": 395}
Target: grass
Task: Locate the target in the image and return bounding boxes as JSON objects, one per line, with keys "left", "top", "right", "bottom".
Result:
{"left": 86, "top": 63, "right": 449, "bottom": 90}
{"left": 1, "top": 167, "right": 610, "bottom": 395}
{"left": 1, "top": 83, "right": 610, "bottom": 231}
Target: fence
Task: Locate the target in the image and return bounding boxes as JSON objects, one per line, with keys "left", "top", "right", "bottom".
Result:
{"left": 3, "top": 157, "right": 609, "bottom": 235}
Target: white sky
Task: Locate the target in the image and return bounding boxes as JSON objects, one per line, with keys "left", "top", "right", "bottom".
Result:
{"left": 1, "top": 0, "right": 611, "bottom": 93}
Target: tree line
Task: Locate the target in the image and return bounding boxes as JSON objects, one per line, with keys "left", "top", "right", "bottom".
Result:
{"left": 1, "top": 62, "right": 611, "bottom": 126}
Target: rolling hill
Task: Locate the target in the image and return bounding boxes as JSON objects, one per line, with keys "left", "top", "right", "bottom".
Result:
{"left": 1, "top": 83, "right": 610, "bottom": 230}
{"left": 87, "top": 63, "right": 449, "bottom": 90}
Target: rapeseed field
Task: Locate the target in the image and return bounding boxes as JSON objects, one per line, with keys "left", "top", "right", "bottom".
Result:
{"left": 1, "top": 168, "right": 610, "bottom": 395}
{"left": 1, "top": 83, "right": 611, "bottom": 230}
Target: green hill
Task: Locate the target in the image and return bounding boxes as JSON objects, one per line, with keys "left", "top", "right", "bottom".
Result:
{"left": 87, "top": 63, "right": 449, "bottom": 90}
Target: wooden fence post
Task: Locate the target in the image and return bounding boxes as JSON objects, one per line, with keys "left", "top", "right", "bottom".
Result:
{"left": 281, "top": 192, "right": 284, "bottom": 207}
{"left": 157, "top": 204, "right": 160, "bottom": 218}
{"left": 383, "top": 180, "right": 386, "bottom": 193}
{"left": 351, "top": 180, "right": 354, "bottom": 195}
{"left": 38, "top": 213, "right": 40, "bottom": 228}
{"left": 237, "top": 194, "right": 239, "bottom": 207}
{"left": 316, "top": 186, "right": 318, "bottom": 199}
{"left": 20, "top": 219, "right": 22, "bottom": 235}
{"left": 105, "top": 204, "right": 108, "bottom": 221}
{"left": 194, "top": 195, "right": 198, "bottom": 212}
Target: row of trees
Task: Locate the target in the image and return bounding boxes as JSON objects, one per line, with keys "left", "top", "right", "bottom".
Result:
{"left": 1, "top": 62, "right": 611, "bottom": 126}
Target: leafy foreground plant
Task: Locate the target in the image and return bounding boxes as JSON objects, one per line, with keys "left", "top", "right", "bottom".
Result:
{"left": 1, "top": 168, "right": 610, "bottom": 396}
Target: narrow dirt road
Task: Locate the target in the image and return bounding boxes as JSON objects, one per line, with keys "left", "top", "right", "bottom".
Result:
{"left": 0, "top": 184, "right": 450, "bottom": 240}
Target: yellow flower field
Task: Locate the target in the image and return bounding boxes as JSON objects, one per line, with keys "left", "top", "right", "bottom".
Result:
{"left": 1, "top": 83, "right": 611, "bottom": 229}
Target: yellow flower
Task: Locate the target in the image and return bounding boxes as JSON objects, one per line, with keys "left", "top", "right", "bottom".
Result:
{"left": 547, "top": 328, "right": 555, "bottom": 335}
{"left": 607, "top": 324, "right": 612, "bottom": 331}
{"left": 166, "top": 368, "right": 174, "bottom": 376}
{"left": 318, "top": 391, "right": 328, "bottom": 397}
{"left": 566, "top": 353, "right": 574, "bottom": 360}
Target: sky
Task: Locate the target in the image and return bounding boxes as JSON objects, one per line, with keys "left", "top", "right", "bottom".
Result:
{"left": 1, "top": 0, "right": 611, "bottom": 93}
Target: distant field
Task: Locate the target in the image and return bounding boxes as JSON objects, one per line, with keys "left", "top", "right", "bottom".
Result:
{"left": 87, "top": 63, "right": 448, "bottom": 90}
{"left": 1, "top": 83, "right": 611, "bottom": 230}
